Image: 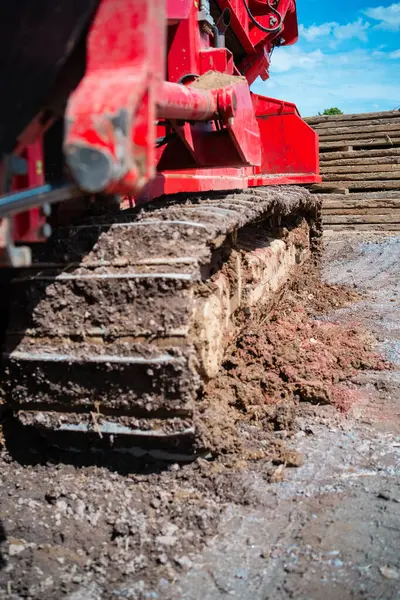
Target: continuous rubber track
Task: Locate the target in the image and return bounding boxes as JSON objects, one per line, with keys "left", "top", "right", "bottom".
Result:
{"left": 0, "top": 186, "right": 321, "bottom": 458}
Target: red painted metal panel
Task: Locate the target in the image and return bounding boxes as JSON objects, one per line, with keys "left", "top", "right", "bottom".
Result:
{"left": 12, "top": 139, "right": 47, "bottom": 243}
{"left": 199, "top": 49, "right": 234, "bottom": 76}
{"left": 139, "top": 169, "right": 320, "bottom": 202}
{"left": 247, "top": 0, "right": 298, "bottom": 49}
{"left": 63, "top": 0, "right": 307, "bottom": 196}
{"left": 168, "top": 0, "right": 192, "bottom": 21}
{"left": 256, "top": 113, "right": 320, "bottom": 176}
{"left": 252, "top": 93, "right": 319, "bottom": 177}
{"left": 151, "top": 86, "right": 320, "bottom": 201}
{"left": 167, "top": 7, "right": 202, "bottom": 84}
{"left": 0, "top": 0, "right": 322, "bottom": 254}
{"left": 64, "top": 0, "right": 166, "bottom": 196}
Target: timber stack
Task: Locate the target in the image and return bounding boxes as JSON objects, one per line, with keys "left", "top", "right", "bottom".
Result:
{"left": 305, "top": 110, "right": 400, "bottom": 231}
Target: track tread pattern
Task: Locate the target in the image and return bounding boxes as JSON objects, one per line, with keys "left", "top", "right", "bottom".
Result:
{"left": 0, "top": 186, "right": 320, "bottom": 448}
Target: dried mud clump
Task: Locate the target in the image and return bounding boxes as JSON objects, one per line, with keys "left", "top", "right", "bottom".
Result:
{"left": 288, "top": 261, "right": 360, "bottom": 315}
{"left": 201, "top": 263, "right": 390, "bottom": 460}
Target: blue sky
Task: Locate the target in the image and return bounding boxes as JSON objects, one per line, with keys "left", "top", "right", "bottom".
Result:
{"left": 252, "top": 1, "right": 400, "bottom": 116}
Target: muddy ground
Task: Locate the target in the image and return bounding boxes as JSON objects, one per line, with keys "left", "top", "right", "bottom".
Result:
{"left": 0, "top": 232, "right": 399, "bottom": 600}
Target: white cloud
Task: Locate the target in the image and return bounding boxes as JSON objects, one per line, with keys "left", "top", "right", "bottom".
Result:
{"left": 252, "top": 46, "right": 400, "bottom": 116}
{"left": 255, "top": 7, "right": 400, "bottom": 116}
{"left": 364, "top": 2, "right": 400, "bottom": 31}
{"left": 299, "top": 22, "right": 336, "bottom": 42}
{"left": 271, "top": 48, "right": 324, "bottom": 72}
{"left": 299, "top": 19, "right": 370, "bottom": 44}
{"left": 372, "top": 47, "right": 400, "bottom": 58}
{"left": 333, "top": 19, "right": 370, "bottom": 42}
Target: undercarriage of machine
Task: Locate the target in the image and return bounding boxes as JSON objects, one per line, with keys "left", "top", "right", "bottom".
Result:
{"left": 2, "top": 187, "right": 321, "bottom": 458}
{"left": 0, "top": 0, "right": 321, "bottom": 457}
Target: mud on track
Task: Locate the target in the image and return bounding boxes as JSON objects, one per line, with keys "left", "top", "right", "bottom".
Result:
{"left": 0, "top": 233, "right": 399, "bottom": 600}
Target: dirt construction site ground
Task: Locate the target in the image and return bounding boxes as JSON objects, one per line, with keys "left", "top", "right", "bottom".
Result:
{"left": 0, "top": 231, "right": 399, "bottom": 600}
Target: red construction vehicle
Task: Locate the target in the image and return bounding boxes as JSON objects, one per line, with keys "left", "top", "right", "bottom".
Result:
{"left": 0, "top": 0, "right": 321, "bottom": 458}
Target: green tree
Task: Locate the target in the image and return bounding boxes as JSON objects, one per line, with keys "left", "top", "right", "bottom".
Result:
{"left": 318, "top": 107, "right": 344, "bottom": 116}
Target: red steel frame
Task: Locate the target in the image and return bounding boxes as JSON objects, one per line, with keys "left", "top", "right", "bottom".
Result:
{"left": 3, "top": 0, "right": 320, "bottom": 252}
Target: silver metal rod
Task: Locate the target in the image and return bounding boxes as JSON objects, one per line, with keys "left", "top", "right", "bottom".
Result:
{"left": 0, "top": 183, "right": 82, "bottom": 219}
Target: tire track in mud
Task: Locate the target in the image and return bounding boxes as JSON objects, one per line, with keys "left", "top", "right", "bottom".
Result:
{"left": 323, "top": 232, "right": 400, "bottom": 366}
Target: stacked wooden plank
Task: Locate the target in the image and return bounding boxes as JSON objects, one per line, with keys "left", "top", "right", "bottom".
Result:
{"left": 305, "top": 111, "right": 400, "bottom": 231}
